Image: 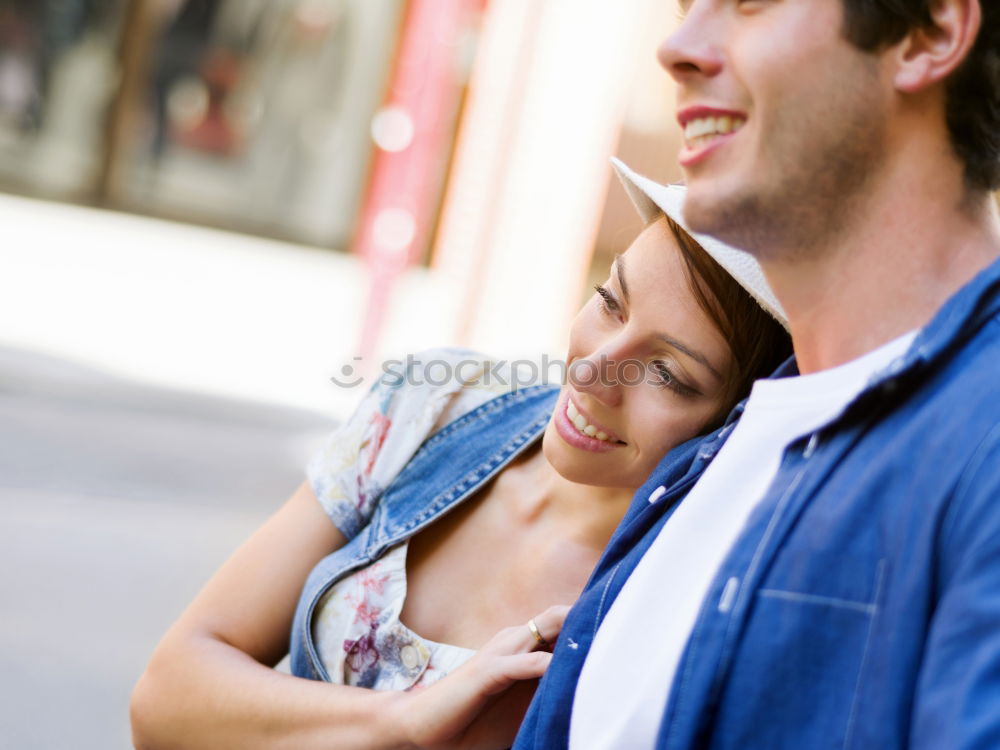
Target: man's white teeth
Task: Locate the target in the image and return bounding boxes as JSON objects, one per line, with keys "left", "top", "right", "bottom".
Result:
{"left": 684, "top": 115, "right": 745, "bottom": 146}
{"left": 567, "top": 400, "right": 611, "bottom": 442}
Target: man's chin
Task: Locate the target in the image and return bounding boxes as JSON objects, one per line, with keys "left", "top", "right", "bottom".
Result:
{"left": 681, "top": 180, "right": 767, "bottom": 255}
{"left": 681, "top": 182, "right": 731, "bottom": 237}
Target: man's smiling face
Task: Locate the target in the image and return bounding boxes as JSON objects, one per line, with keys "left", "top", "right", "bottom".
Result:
{"left": 659, "top": 0, "right": 892, "bottom": 258}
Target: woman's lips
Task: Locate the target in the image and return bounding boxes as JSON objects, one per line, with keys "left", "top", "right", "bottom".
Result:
{"left": 553, "top": 396, "right": 622, "bottom": 454}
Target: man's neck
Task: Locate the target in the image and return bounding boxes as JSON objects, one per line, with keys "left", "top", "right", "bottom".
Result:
{"left": 763, "top": 161, "right": 1000, "bottom": 375}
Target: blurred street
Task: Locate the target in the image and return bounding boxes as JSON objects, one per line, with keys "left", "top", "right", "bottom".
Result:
{"left": 0, "top": 348, "right": 329, "bottom": 750}
{"left": 0, "top": 181, "right": 452, "bottom": 750}
{"left": 0, "top": 175, "right": 460, "bottom": 748}
{"left": 0, "top": 344, "right": 330, "bottom": 749}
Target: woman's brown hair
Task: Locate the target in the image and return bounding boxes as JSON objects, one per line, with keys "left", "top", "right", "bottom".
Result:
{"left": 662, "top": 214, "right": 793, "bottom": 429}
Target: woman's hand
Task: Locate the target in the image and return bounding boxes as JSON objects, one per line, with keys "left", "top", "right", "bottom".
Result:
{"left": 131, "top": 478, "right": 569, "bottom": 750}
{"left": 390, "top": 604, "right": 571, "bottom": 750}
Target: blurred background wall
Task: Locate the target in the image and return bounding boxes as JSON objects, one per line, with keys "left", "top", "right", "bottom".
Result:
{"left": 0, "top": 0, "right": 686, "bottom": 747}
{"left": 0, "top": 0, "right": 686, "bottom": 416}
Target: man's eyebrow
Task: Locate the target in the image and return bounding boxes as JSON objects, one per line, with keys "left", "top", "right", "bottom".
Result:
{"left": 614, "top": 254, "right": 630, "bottom": 302}
{"left": 660, "top": 333, "right": 723, "bottom": 381}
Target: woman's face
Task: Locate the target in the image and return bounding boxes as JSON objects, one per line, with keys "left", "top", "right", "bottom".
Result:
{"left": 543, "top": 216, "right": 733, "bottom": 490}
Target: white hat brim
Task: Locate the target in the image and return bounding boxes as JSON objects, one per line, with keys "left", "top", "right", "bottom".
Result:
{"left": 610, "top": 157, "right": 788, "bottom": 330}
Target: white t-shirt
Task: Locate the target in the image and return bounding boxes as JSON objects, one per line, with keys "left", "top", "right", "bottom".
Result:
{"left": 569, "top": 331, "right": 917, "bottom": 749}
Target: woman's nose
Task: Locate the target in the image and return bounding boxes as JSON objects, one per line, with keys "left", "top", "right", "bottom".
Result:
{"left": 568, "top": 351, "right": 626, "bottom": 408}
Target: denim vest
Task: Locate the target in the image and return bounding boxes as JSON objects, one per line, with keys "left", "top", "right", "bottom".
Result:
{"left": 290, "top": 384, "right": 560, "bottom": 681}
{"left": 515, "top": 255, "right": 1000, "bottom": 749}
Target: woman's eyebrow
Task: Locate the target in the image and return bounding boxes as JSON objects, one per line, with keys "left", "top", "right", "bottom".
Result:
{"left": 658, "top": 334, "right": 723, "bottom": 381}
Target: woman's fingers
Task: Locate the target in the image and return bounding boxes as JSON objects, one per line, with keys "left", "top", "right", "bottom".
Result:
{"left": 397, "top": 607, "right": 571, "bottom": 749}
{"left": 399, "top": 650, "right": 554, "bottom": 746}
{"left": 398, "top": 652, "right": 550, "bottom": 747}
{"left": 527, "top": 604, "right": 571, "bottom": 648}
{"left": 485, "top": 604, "right": 572, "bottom": 655}
{"left": 476, "top": 652, "right": 552, "bottom": 696}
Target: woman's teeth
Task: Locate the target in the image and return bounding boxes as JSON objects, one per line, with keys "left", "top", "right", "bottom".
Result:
{"left": 567, "top": 400, "right": 612, "bottom": 442}
{"left": 683, "top": 115, "right": 745, "bottom": 148}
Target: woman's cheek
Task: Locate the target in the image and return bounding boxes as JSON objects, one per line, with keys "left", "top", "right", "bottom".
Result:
{"left": 649, "top": 406, "right": 708, "bottom": 455}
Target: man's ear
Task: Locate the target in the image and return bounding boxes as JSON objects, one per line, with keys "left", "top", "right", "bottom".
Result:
{"left": 893, "top": 0, "right": 981, "bottom": 93}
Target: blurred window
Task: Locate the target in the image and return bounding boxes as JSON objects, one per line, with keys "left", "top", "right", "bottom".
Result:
{"left": 0, "top": 0, "right": 427, "bottom": 250}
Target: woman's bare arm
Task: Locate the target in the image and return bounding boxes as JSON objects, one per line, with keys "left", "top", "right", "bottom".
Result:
{"left": 129, "top": 481, "right": 565, "bottom": 750}
{"left": 130, "top": 480, "right": 409, "bottom": 749}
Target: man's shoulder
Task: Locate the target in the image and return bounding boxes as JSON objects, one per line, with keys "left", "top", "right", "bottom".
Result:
{"left": 904, "top": 317, "right": 1000, "bottom": 435}
{"left": 842, "top": 319, "right": 1000, "bottom": 535}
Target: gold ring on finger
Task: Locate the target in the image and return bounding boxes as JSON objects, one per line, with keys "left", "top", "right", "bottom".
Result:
{"left": 527, "top": 618, "right": 549, "bottom": 649}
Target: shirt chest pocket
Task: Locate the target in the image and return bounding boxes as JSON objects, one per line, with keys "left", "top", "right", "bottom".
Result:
{"left": 709, "top": 551, "right": 886, "bottom": 750}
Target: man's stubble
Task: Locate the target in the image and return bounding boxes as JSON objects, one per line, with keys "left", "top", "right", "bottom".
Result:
{"left": 684, "top": 55, "right": 888, "bottom": 266}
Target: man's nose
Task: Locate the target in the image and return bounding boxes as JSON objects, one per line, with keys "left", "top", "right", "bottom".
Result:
{"left": 657, "top": 3, "right": 724, "bottom": 82}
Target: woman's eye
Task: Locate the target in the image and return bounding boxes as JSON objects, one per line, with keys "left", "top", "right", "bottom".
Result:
{"left": 652, "top": 361, "right": 696, "bottom": 397}
{"left": 593, "top": 284, "right": 621, "bottom": 315}
{"left": 652, "top": 361, "right": 676, "bottom": 386}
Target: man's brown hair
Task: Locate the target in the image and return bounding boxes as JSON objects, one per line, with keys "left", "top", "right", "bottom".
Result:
{"left": 840, "top": 0, "right": 1000, "bottom": 192}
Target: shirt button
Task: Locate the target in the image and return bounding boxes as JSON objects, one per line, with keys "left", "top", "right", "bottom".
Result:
{"left": 401, "top": 644, "right": 420, "bottom": 670}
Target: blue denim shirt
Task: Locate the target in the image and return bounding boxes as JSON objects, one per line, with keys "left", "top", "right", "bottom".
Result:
{"left": 289, "top": 384, "right": 559, "bottom": 681}
{"left": 515, "top": 255, "right": 1000, "bottom": 750}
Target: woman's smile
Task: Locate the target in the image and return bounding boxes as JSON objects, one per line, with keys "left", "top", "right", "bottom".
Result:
{"left": 553, "top": 394, "right": 624, "bottom": 454}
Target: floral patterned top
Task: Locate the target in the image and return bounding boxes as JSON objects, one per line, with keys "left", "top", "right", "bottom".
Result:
{"left": 307, "top": 349, "right": 528, "bottom": 689}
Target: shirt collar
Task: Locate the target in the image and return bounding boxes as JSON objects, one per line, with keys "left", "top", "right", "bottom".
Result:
{"left": 651, "top": 254, "right": 1000, "bottom": 480}
{"left": 769, "top": 254, "right": 1000, "bottom": 388}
